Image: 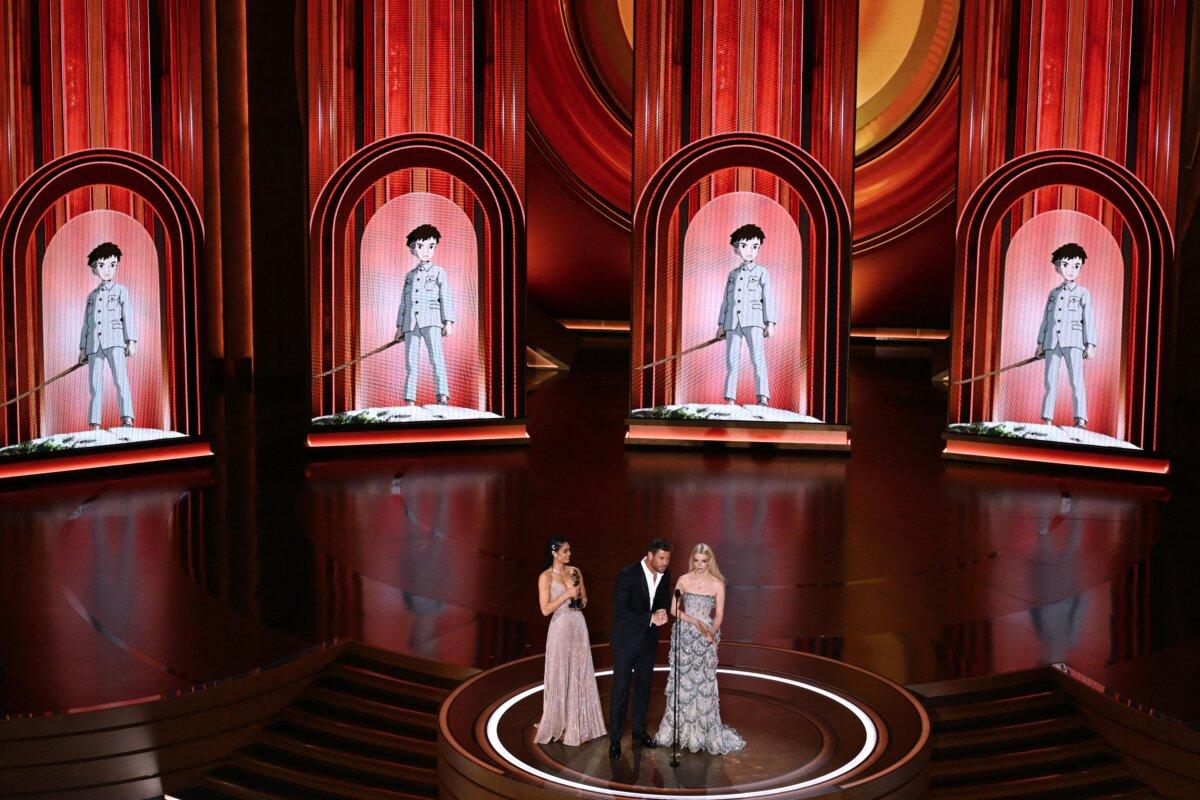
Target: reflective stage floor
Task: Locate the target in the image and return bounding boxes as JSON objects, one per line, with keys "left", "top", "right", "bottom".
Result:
{"left": 2, "top": 344, "right": 1198, "bottom": 723}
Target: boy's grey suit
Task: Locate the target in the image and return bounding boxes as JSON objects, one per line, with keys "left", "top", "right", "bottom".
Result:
{"left": 717, "top": 263, "right": 777, "bottom": 400}
{"left": 1037, "top": 281, "right": 1097, "bottom": 422}
{"left": 80, "top": 281, "right": 137, "bottom": 425}
{"left": 398, "top": 263, "right": 455, "bottom": 401}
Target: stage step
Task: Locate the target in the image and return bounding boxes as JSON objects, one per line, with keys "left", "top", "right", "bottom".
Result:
{"left": 928, "top": 771, "right": 1155, "bottom": 799}
{"left": 931, "top": 710, "right": 1095, "bottom": 752}
{"left": 932, "top": 736, "right": 1109, "bottom": 777}
{"left": 927, "top": 687, "right": 1073, "bottom": 726}
{"left": 254, "top": 727, "right": 438, "bottom": 787}
{"left": 280, "top": 706, "right": 439, "bottom": 761}
{"left": 913, "top": 668, "right": 1159, "bottom": 800}
{"left": 326, "top": 662, "right": 450, "bottom": 711}
{"left": 301, "top": 684, "right": 438, "bottom": 735}
{"left": 337, "top": 651, "right": 467, "bottom": 692}
{"left": 229, "top": 748, "right": 433, "bottom": 798}
{"left": 176, "top": 646, "right": 474, "bottom": 800}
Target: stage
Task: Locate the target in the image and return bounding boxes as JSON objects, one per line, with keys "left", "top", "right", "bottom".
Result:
{"left": 440, "top": 642, "right": 930, "bottom": 799}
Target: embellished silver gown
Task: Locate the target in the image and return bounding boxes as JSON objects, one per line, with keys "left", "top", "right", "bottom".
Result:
{"left": 654, "top": 592, "right": 746, "bottom": 754}
{"left": 535, "top": 581, "right": 606, "bottom": 746}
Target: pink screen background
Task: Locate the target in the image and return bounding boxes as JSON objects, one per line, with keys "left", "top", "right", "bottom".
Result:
{"left": 40, "top": 209, "right": 167, "bottom": 432}
{"left": 675, "top": 192, "right": 808, "bottom": 414}
{"left": 994, "top": 209, "right": 1125, "bottom": 437}
{"left": 357, "top": 192, "right": 484, "bottom": 410}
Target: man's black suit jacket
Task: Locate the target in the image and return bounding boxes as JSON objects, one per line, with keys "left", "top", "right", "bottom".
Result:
{"left": 610, "top": 561, "right": 672, "bottom": 655}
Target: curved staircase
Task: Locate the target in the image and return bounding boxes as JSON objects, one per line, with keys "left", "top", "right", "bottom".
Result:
{"left": 911, "top": 668, "right": 1161, "bottom": 799}
{"left": 179, "top": 646, "right": 474, "bottom": 800}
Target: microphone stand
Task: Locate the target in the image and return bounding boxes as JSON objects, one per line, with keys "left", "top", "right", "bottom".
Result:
{"left": 671, "top": 588, "right": 681, "bottom": 768}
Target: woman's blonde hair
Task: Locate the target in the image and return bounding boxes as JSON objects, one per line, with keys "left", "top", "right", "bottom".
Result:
{"left": 690, "top": 543, "right": 725, "bottom": 583}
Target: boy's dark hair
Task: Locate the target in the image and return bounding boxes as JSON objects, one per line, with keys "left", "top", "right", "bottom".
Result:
{"left": 87, "top": 242, "right": 122, "bottom": 266}
{"left": 406, "top": 224, "right": 442, "bottom": 248}
{"left": 647, "top": 537, "right": 672, "bottom": 555}
{"left": 729, "top": 224, "right": 765, "bottom": 247}
{"left": 1051, "top": 242, "right": 1087, "bottom": 265}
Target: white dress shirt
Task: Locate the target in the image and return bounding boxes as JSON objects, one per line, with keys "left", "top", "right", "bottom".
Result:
{"left": 641, "top": 559, "right": 662, "bottom": 620}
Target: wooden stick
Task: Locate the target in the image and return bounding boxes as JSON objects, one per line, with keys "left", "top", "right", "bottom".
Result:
{"left": 639, "top": 337, "right": 722, "bottom": 371}
{"left": 945, "top": 355, "right": 1042, "bottom": 385}
{"left": 1, "top": 362, "right": 86, "bottom": 408}
{"left": 316, "top": 339, "right": 400, "bottom": 378}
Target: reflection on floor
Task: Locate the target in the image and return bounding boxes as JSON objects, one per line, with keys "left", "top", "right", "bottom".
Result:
{"left": 1, "top": 346, "right": 1197, "bottom": 724}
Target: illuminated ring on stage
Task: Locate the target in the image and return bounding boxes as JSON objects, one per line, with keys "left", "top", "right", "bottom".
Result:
{"left": 485, "top": 666, "right": 879, "bottom": 799}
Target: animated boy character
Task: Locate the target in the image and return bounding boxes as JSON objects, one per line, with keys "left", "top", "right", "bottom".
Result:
{"left": 394, "top": 224, "right": 456, "bottom": 405}
{"left": 77, "top": 242, "right": 138, "bottom": 430}
{"left": 1035, "top": 242, "right": 1097, "bottom": 428}
{"left": 716, "top": 223, "right": 777, "bottom": 405}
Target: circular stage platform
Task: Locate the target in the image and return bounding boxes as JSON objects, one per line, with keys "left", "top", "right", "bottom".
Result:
{"left": 439, "top": 642, "right": 930, "bottom": 799}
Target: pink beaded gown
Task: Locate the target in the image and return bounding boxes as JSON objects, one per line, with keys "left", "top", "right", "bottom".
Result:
{"left": 535, "top": 582, "right": 606, "bottom": 745}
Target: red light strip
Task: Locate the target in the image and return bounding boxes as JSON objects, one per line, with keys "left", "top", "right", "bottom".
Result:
{"left": 559, "top": 319, "right": 631, "bottom": 332}
{"left": 307, "top": 424, "right": 530, "bottom": 448}
{"left": 942, "top": 439, "right": 1169, "bottom": 475}
{"left": 850, "top": 327, "right": 950, "bottom": 341}
{"left": 0, "top": 442, "right": 213, "bottom": 481}
{"left": 627, "top": 424, "right": 849, "bottom": 448}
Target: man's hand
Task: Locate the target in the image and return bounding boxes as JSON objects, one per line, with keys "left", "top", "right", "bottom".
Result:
{"left": 394, "top": 327, "right": 405, "bottom": 343}
{"left": 715, "top": 326, "right": 726, "bottom": 340}
{"left": 651, "top": 610, "right": 668, "bottom": 626}
{"left": 442, "top": 321, "right": 455, "bottom": 338}
{"left": 764, "top": 322, "right": 776, "bottom": 338}
{"left": 1083, "top": 344, "right": 1095, "bottom": 359}
{"left": 1035, "top": 346, "right": 1045, "bottom": 359}
{"left": 78, "top": 350, "right": 88, "bottom": 365}
{"left": 126, "top": 341, "right": 138, "bottom": 357}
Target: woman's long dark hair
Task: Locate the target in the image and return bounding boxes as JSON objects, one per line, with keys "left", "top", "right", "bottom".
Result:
{"left": 544, "top": 536, "right": 570, "bottom": 571}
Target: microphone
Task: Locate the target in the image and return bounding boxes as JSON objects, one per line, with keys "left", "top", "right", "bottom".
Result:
{"left": 674, "top": 588, "right": 682, "bottom": 599}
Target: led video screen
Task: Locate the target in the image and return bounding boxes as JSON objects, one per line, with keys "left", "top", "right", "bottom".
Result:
{"left": 306, "top": 0, "right": 526, "bottom": 444}
{"left": 950, "top": 211, "right": 1128, "bottom": 448}
{"left": 0, "top": 3, "right": 207, "bottom": 475}
{"left": 631, "top": 192, "right": 817, "bottom": 424}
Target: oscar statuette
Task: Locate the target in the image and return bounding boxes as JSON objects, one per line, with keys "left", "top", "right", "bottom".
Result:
{"left": 569, "top": 569, "right": 582, "bottom": 609}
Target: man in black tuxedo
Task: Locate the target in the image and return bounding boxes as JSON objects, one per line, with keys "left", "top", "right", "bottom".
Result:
{"left": 608, "top": 537, "right": 672, "bottom": 759}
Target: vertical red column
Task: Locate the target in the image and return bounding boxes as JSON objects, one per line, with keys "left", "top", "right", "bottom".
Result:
{"left": 0, "top": 4, "right": 36, "bottom": 444}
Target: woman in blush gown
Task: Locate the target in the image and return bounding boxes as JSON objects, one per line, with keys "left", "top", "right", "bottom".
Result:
{"left": 654, "top": 543, "right": 745, "bottom": 754}
{"left": 534, "top": 537, "right": 606, "bottom": 746}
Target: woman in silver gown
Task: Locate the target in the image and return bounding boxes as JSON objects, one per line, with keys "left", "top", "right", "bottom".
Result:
{"left": 654, "top": 543, "right": 745, "bottom": 754}
{"left": 534, "top": 537, "right": 606, "bottom": 746}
